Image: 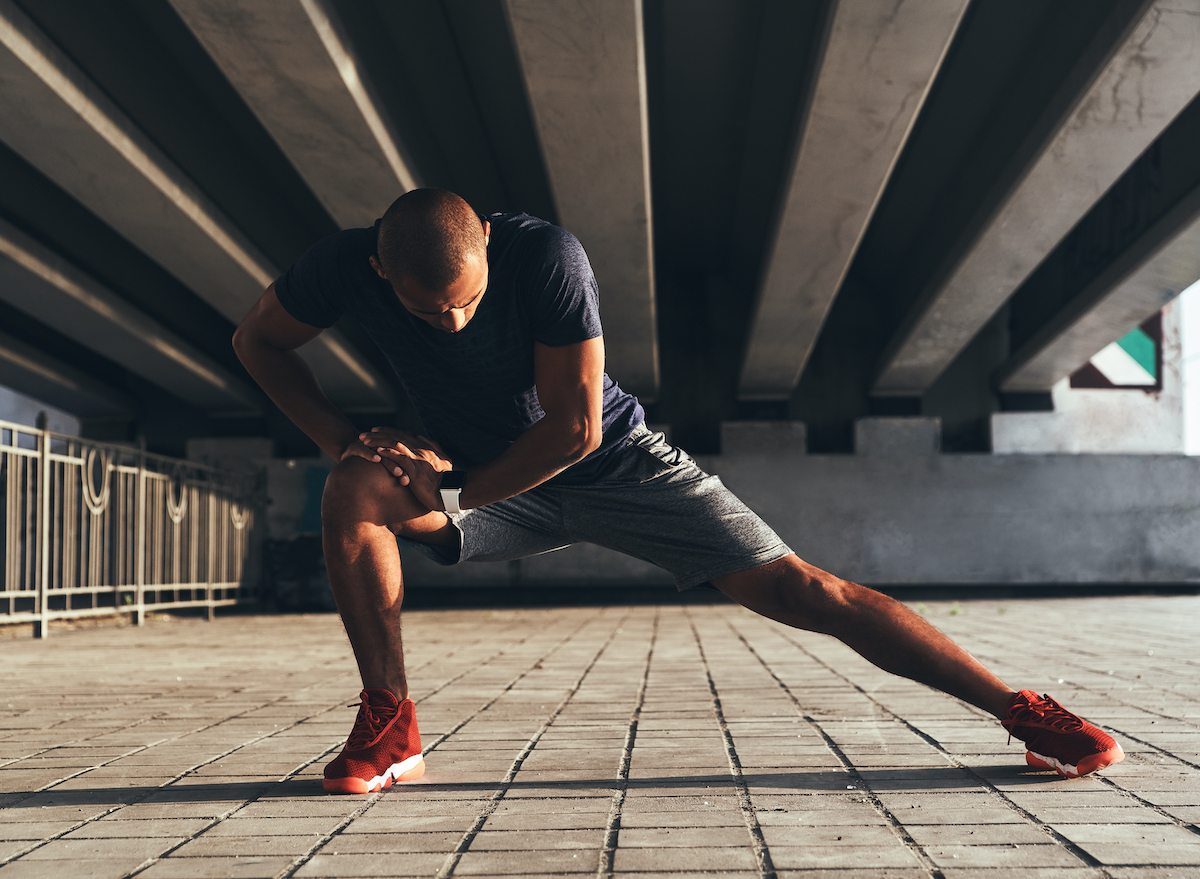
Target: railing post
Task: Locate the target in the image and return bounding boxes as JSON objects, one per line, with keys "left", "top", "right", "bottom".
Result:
{"left": 34, "top": 424, "right": 50, "bottom": 639}
{"left": 134, "top": 436, "right": 146, "bottom": 626}
{"left": 206, "top": 472, "right": 216, "bottom": 621}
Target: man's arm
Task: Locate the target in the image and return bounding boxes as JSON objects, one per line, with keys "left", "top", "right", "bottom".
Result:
{"left": 233, "top": 283, "right": 380, "bottom": 464}
{"left": 366, "top": 335, "right": 605, "bottom": 510}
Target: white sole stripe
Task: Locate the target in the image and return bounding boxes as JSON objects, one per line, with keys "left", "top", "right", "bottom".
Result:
{"left": 391, "top": 753, "right": 424, "bottom": 777}
{"left": 367, "top": 754, "right": 424, "bottom": 790}
{"left": 1029, "top": 750, "right": 1079, "bottom": 777}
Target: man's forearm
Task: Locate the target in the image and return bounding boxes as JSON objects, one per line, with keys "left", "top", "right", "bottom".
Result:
{"left": 455, "top": 411, "right": 599, "bottom": 510}
{"left": 235, "top": 339, "right": 359, "bottom": 461}
{"left": 362, "top": 337, "right": 606, "bottom": 513}
{"left": 451, "top": 338, "right": 604, "bottom": 510}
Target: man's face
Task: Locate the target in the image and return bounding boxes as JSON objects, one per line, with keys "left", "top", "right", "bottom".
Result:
{"left": 371, "top": 220, "right": 490, "bottom": 334}
{"left": 392, "top": 254, "right": 488, "bottom": 334}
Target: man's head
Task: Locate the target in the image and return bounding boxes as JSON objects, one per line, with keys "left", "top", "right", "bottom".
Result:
{"left": 371, "top": 188, "right": 490, "bottom": 333}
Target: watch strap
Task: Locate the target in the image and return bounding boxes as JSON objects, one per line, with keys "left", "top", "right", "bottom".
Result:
{"left": 439, "top": 471, "right": 465, "bottom": 514}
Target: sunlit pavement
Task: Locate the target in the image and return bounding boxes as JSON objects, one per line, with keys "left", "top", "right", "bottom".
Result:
{"left": 2, "top": 594, "right": 1198, "bottom": 878}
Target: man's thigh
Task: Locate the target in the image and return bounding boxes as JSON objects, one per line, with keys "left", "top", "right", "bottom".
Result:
{"left": 559, "top": 427, "right": 792, "bottom": 590}
{"left": 399, "top": 485, "right": 571, "bottom": 566}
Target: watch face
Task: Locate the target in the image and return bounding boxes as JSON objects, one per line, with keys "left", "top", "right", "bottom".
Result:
{"left": 440, "top": 471, "right": 466, "bottom": 490}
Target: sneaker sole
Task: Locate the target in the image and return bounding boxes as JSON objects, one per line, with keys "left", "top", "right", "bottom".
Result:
{"left": 1026, "top": 744, "right": 1124, "bottom": 779}
{"left": 323, "top": 754, "right": 425, "bottom": 794}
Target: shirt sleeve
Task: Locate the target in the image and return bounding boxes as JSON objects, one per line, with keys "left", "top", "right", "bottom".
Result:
{"left": 273, "top": 231, "right": 350, "bottom": 329}
{"left": 522, "top": 226, "right": 604, "bottom": 346}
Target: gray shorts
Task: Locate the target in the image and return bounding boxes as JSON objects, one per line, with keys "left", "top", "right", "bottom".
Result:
{"left": 402, "top": 424, "right": 792, "bottom": 590}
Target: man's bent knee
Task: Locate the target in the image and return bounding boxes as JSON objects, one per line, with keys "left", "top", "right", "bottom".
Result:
{"left": 322, "top": 457, "right": 429, "bottom": 530}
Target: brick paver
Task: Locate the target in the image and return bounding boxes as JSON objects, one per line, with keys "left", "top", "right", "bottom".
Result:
{"left": 1, "top": 595, "right": 1198, "bottom": 877}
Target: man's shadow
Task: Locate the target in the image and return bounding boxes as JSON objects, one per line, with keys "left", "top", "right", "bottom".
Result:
{"left": 1, "top": 764, "right": 1066, "bottom": 809}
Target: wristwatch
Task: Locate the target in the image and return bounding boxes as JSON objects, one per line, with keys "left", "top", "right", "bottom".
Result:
{"left": 438, "top": 471, "right": 466, "bottom": 513}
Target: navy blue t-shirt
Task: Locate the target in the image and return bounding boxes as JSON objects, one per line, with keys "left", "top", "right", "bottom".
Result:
{"left": 274, "top": 212, "right": 644, "bottom": 482}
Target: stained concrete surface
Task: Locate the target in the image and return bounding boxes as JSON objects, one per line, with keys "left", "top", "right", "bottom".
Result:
{"left": 1, "top": 595, "right": 1198, "bottom": 878}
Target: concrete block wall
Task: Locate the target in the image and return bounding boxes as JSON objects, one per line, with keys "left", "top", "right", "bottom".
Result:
{"left": 404, "top": 416, "right": 1200, "bottom": 589}
{"left": 712, "top": 441, "right": 1200, "bottom": 586}
{"left": 199, "top": 418, "right": 1200, "bottom": 591}
{"left": 855, "top": 416, "right": 940, "bottom": 457}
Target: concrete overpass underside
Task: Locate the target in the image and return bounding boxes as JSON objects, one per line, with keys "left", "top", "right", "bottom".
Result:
{"left": 2, "top": 0, "right": 1200, "bottom": 460}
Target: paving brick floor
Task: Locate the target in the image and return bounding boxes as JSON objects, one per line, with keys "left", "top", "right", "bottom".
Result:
{"left": 1, "top": 594, "right": 1198, "bottom": 878}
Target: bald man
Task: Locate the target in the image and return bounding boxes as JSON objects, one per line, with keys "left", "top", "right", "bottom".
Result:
{"left": 235, "top": 188, "right": 1122, "bottom": 793}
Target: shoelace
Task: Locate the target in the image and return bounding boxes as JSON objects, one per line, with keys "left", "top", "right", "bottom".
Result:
{"left": 346, "top": 694, "right": 396, "bottom": 750}
{"left": 1005, "top": 693, "right": 1083, "bottom": 745}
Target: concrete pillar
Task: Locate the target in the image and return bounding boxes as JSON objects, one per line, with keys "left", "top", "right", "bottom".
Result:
{"left": 0, "top": 0, "right": 393, "bottom": 411}
{"left": 505, "top": 0, "right": 659, "bottom": 400}
{"left": 169, "top": 0, "right": 418, "bottom": 228}
{"left": 0, "top": 217, "right": 259, "bottom": 413}
{"left": 874, "top": 0, "right": 1200, "bottom": 396}
{"left": 739, "top": 0, "right": 968, "bottom": 400}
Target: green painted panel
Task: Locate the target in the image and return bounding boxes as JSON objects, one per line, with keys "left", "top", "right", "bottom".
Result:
{"left": 1116, "top": 327, "right": 1156, "bottom": 379}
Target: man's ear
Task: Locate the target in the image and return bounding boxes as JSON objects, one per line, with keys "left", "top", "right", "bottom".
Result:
{"left": 482, "top": 219, "right": 491, "bottom": 247}
{"left": 368, "top": 255, "right": 388, "bottom": 280}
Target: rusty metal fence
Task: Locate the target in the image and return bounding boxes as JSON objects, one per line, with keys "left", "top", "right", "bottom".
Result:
{"left": 1, "top": 418, "right": 262, "bottom": 636}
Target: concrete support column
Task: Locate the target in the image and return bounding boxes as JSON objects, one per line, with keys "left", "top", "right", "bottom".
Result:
{"left": 739, "top": 0, "right": 969, "bottom": 401}
{"left": 0, "top": 0, "right": 393, "bottom": 411}
{"left": 505, "top": 0, "right": 659, "bottom": 399}
{"left": 875, "top": 0, "right": 1200, "bottom": 396}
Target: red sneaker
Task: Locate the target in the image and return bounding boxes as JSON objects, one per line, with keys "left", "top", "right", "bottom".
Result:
{"left": 323, "top": 689, "right": 425, "bottom": 793}
{"left": 1003, "top": 690, "right": 1124, "bottom": 779}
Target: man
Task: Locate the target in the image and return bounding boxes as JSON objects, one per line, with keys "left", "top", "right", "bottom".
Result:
{"left": 234, "top": 188, "right": 1122, "bottom": 794}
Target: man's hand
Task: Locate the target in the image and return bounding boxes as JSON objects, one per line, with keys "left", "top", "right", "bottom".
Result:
{"left": 359, "top": 428, "right": 452, "bottom": 475}
{"left": 355, "top": 427, "right": 453, "bottom": 511}
{"left": 339, "top": 438, "right": 384, "bottom": 466}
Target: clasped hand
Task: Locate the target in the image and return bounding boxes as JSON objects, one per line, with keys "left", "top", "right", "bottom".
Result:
{"left": 342, "top": 427, "right": 453, "bottom": 511}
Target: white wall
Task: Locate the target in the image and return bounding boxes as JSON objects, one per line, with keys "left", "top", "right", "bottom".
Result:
{"left": 1180, "top": 279, "right": 1200, "bottom": 455}
{"left": 992, "top": 303, "right": 1186, "bottom": 454}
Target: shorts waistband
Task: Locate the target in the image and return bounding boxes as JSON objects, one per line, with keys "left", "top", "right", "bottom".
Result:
{"left": 627, "top": 422, "right": 652, "bottom": 442}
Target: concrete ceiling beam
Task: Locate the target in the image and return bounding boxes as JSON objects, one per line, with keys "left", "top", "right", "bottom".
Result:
{"left": 505, "top": 0, "right": 659, "bottom": 400}
{"left": 0, "top": 328, "right": 134, "bottom": 421}
{"left": 168, "top": 0, "right": 417, "bottom": 229}
{"left": 873, "top": 0, "right": 1200, "bottom": 397}
{"left": 0, "top": 218, "right": 259, "bottom": 414}
{"left": 1000, "top": 211, "right": 1200, "bottom": 393}
{"left": 738, "top": 0, "right": 969, "bottom": 401}
{"left": 0, "top": 0, "right": 392, "bottom": 411}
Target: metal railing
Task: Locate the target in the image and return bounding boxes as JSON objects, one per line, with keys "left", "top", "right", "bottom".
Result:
{"left": 1, "top": 418, "right": 262, "bottom": 636}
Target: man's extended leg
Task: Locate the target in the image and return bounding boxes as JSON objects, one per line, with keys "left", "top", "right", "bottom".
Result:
{"left": 318, "top": 456, "right": 457, "bottom": 792}
{"left": 714, "top": 555, "right": 1012, "bottom": 716}
{"left": 714, "top": 554, "right": 1124, "bottom": 777}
